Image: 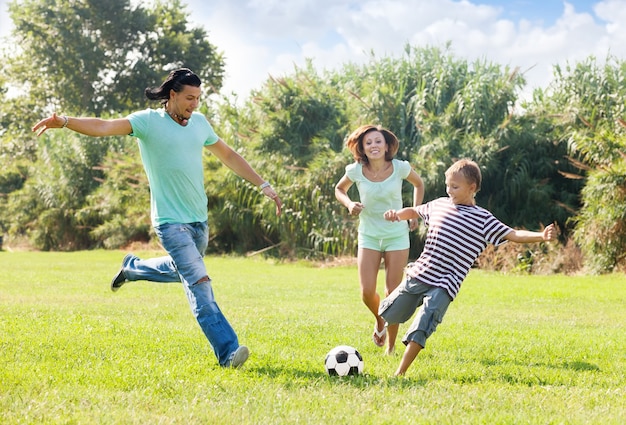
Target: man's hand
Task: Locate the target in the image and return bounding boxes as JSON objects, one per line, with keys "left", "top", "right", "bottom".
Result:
{"left": 32, "top": 113, "right": 65, "bottom": 136}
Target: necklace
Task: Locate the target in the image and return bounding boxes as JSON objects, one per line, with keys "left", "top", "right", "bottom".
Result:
{"left": 166, "top": 109, "right": 189, "bottom": 126}
{"left": 366, "top": 162, "right": 392, "bottom": 178}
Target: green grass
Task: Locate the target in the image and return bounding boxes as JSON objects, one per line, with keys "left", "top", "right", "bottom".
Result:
{"left": 1, "top": 251, "right": 624, "bottom": 424}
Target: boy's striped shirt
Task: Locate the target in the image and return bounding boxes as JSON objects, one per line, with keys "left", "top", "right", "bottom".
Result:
{"left": 406, "top": 197, "right": 512, "bottom": 300}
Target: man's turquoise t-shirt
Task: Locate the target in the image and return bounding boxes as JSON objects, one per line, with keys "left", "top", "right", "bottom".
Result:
{"left": 345, "top": 159, "right": 412, "bottom": 239}
{"left": 127, "top": 109, "right": 219, "bottom": 226}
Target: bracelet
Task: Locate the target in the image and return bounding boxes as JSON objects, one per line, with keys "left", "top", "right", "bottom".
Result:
{"left": 61, "top": 116, "right": 69, "bottom": 128}
{"left": 259, "top": 182, "right": 271, "bottom": 190}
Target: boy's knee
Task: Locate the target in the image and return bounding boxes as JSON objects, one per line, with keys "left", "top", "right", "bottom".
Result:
{"left": 403, "top": 330, "right": 427, "bottom": 348}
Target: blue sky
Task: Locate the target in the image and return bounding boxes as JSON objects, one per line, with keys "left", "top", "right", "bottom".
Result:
{"left": 473, "top": 0, "right": 596, "bottom": 23}
{"left": 1, "top": 1, "right": 623, "bottom": 102}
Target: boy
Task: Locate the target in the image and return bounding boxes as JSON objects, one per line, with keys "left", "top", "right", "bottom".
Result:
{"left": 381, "top": 158, "right": 555, "bottom": 376}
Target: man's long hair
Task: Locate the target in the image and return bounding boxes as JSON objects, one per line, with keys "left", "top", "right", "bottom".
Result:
{"left": 145, "top": 68, "right": 201, "bottom": 105}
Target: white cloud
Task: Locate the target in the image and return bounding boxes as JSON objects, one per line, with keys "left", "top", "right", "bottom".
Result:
{"left": 2, "top": 0, "right": 625, "bottom": 102}
{"left": 182, "top": 0, "right": 624, "bottom": 101}
{"left": 0, "top": 0, "right": 13, "bottom": 39}
{"left": 594, "top": 0, "right": 626, "bottom": 51}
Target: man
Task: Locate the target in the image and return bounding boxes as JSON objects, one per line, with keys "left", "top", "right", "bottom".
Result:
{"left": 33, "top": 68, "right": 282, "bottom": 368}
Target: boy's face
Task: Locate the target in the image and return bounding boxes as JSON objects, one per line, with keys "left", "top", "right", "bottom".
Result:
{"left": 445, "top": 173, "right": 476, "bottom": 205}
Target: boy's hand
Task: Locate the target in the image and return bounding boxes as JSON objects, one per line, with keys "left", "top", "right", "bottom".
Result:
{"left": 543, "top": 223, "right": 556, "bottom": 241}
{"left": 384, "top": 209, "right": 399, "bottom": 222}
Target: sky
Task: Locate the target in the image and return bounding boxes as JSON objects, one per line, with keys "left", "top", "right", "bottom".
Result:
{"left": 1, "top": 0, "right": 625, "bottom": 102}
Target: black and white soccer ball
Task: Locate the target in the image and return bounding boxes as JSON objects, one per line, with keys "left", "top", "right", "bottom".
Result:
{"left": 324, "top": 345, "right": 364, "bottom": 376}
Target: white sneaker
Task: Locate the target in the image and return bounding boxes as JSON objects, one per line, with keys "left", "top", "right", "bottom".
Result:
{"left": 227, "top": 346, "right": 249, "bottom": 368}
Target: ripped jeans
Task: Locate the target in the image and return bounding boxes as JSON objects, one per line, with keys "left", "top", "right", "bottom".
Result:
{"left": 122, "top": 221, "right": 239, "bottom": 366}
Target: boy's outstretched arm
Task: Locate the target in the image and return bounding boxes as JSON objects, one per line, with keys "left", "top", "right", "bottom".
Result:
{"left": 505, "top": 223, "right": 556, "bottom": 243}
{"left": 384, "top": 207, "right": 419, "bottom": 222}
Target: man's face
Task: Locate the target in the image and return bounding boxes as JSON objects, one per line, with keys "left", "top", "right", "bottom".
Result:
{"left": 170, "top": 85, "right": 201, "bottom": 120}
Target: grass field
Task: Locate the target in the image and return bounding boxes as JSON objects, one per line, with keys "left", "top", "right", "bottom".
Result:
{"left": 1, "top": 251, "right": 624, "bottom": 424}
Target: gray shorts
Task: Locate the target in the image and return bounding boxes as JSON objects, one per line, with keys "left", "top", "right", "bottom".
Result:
{"left": 378, "top": 277, "right": 452, "bottom": 348}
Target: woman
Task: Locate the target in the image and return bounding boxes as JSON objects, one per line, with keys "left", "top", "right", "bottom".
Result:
{"left": 335, "top": 124, "right": 424, "bottom": 354}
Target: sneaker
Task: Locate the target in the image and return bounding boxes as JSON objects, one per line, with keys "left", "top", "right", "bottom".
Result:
{"left": 226, "top": 345, "right": 250, "bottom": 368}
{"left": 110, "top": 254, "right": 132, "bottom": 292}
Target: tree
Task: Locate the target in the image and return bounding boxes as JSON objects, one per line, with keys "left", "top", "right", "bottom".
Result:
{"left": 0, "top": 0, "right": 225, "bottom": 249}
{"left": 533, "top": 55, "right": 626, "bottom": 272}
{"left": 478, "top": 114, "right": 582, "bottom": 229}
{"left": 4, "top": 0, "right": 223, "bottom": 118}
{"left": 243, "top": 60, "right": 349, "bottom": 166}
{"left": 209, "top": 77, "right": 351, "bottom": 257}
{"left": 210, "top": 45, "right": 578, "bottom": 259}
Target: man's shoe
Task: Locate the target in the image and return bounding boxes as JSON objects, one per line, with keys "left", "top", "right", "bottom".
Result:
{"left": 226, "top": 346, "right": 249, "bottom": 368}
{"left": 110, "top": 254, "right": 132, "bottom": 292}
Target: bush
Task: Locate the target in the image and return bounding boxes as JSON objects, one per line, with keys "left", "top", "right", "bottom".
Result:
{"left": 573, "top": 161, "right": 626, "bottom": 273}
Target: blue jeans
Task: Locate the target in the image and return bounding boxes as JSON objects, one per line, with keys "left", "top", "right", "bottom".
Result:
{"left": 122, "top": 221, "right": 240, "bottom": 366}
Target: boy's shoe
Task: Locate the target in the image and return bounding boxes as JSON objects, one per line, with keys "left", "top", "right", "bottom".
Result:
{"left": 226, "top": 346, "right": 249, "bottom": 368}
{"left": 110, "top": 254, "right": 132, "bottom": 292}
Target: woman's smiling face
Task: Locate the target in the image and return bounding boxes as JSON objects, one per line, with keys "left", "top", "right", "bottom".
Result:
{"left": 362, "top": 131, "right": 387, "bottom": 160}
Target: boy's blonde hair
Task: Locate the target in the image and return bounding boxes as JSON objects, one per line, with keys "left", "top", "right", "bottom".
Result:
{"left": 445, "top": 159, "right": 482, "bottom": 193}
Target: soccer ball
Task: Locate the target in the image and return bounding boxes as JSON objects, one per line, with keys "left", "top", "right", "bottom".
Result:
{"left": 324, "top": 345, "right": 364, "bottom": 376}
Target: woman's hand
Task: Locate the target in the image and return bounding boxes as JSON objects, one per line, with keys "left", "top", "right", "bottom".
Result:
{"left": 348, "top": 201, "right": 364, "bottom": 216}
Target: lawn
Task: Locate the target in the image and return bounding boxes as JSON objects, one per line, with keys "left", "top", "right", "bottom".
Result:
{"left": 1, "top": 251, "right": 624, "bottom": 424}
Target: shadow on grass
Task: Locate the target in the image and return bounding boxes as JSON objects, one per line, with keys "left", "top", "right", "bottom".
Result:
{"left": 246, "top": 364, "right": 428, "bottom": 388}
{"left": 464, "top": 357, "right": 604, "bottom": 386}
{"left": 481, "top": 357, "right": 600, "bottom": 372}
{"left": 561, "top": 361, "right": 601, "bottom": 372}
